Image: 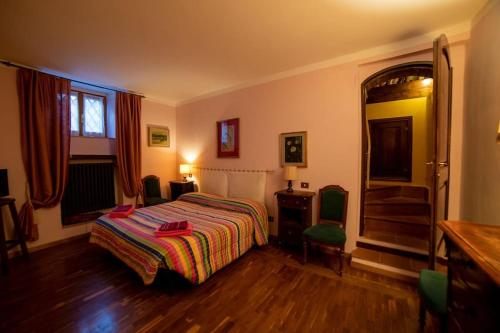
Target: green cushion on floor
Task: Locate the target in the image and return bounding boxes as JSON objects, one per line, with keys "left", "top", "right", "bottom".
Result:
{"left": 303, "top": 224, "right": 346, "bottom": 245}
{"left": 418, "top": 269, "right": 448, "bottom": 315}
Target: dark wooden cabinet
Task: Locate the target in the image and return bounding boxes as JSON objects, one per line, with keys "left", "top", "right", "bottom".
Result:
{"left": 439, "top": 221, "right": 500, "bottom": 333}
{"left": 276, "top": 190, "right": 315, "bottom": 247}
{"left": 169, "top": 181, "right": 194, "bottom": 201}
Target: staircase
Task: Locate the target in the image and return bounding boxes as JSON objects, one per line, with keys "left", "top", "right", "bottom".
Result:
{"left": 351, "top": 185, "right": 432, "bottom": 280}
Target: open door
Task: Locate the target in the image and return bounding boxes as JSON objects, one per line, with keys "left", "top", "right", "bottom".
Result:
{"left": 429, "top": 34, "right": 452, "bottom": 269}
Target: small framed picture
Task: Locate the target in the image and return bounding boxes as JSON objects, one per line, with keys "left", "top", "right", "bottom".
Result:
{"left": 148, "top": 125, "right": 170, "bottom": 147}
{"left": 217, "top": 118, "right": 240, "bottom": 158}
{"left": 280, "top": 131, "right": 307, "bottom": 167}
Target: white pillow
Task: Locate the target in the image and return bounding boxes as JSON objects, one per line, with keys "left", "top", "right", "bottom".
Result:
{"left": 198, "top": 170, "right": 228, "bottom": 197}
{"left": 227, "top": 172, "right": 266, "bottom": 204}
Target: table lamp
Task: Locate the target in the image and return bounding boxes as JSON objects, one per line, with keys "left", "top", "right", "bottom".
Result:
{"left": 179, "top": 164, "right": 192, "bottom": 182}
{"left": 284, "top": 166, "right": 297, "bottom": 192}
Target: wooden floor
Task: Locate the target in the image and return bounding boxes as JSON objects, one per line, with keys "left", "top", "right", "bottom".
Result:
{"left": 0, "top": 237, "right": 438, "bottom": 333}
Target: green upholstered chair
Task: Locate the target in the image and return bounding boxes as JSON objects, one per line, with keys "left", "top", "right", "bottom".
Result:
{"left": 418, "top": 269, "right": 448, "bottom": 331}
{"left": 142, "top": 175, "right": 168, "bottom": 207}
{"left": 303, "top": 185, "right": 348, "bottom": 276}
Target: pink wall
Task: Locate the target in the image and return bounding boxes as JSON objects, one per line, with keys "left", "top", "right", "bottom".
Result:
{"left": 176, "top": 41, "right": 468, "bottom": 252}
{"left": 461, "top": 2, "right": 500, "bottom": 225}
{"left": 0, "top": 65, "right": 177, "bottom": 248}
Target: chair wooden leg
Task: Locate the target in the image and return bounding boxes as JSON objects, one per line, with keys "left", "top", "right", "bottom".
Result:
{"left": 337, "top": 248, "right": 344, "bottom": 277}
{"left": 0, "top": 212, "right": 8, "bottom": 275}
{"left": 419, "top": 300, "right": 426, "bottom": 331}
{"left": 303, "top": 239, "right": 308, "bottom": 265}
{"left": 439, "top": 315, "right": 448, "bottom": 333}
{"left": 8, "top": 201, "right": 28, "bottom": 258}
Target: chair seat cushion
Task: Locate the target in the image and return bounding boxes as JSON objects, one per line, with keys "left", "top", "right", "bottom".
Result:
{"left": 145, "top": 197, "right": 168, "bottom": 206}
{"left": 418, "top": 269, "right": 448, "bottom": 315}
{"left": 303, "top": 224, "right": 346, "bottom": 245}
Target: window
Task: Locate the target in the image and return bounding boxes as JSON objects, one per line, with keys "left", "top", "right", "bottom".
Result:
{"left": 70, "top": 90, "right": 108, "bottom": 137}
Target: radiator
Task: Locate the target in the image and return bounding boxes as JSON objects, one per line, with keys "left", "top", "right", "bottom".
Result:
{"left": 61, "top": 162, "right": 116, "bottom": 224}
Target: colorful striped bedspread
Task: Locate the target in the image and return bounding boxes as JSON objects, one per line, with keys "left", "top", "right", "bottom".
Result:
{"left": 89, "top": 193, "right": 268, "bottom": 285}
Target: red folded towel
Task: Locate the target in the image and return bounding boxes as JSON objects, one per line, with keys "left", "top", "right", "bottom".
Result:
{"left": 154, "top": 223, "right": 193, "bottom": 237}
{"left": 109, "top": 205, "right": 134, "bottom": 218}
{"left": 158, "top": 220, "right": 188, "bottom": 231}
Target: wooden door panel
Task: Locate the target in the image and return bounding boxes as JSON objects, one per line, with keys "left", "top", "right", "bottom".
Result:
{"left": 429, "top": 34, "right": 452, "bottom": 269}
{"left": 369, "top": 117, "right": 412, "bottom": 181}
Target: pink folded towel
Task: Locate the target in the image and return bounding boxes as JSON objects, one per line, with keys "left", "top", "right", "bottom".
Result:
{"left": 109, "top": 205, "right": 134, "bottom": 218}
{"left": 158, "top": 220, "right": 188, "bottom": 231}
{"left": 154, "top": 222, "right": 193, "bottom": 238}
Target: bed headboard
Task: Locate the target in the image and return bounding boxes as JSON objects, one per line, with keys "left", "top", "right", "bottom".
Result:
{"left": 195, "top": 167, "right": 273, "bottom": 205}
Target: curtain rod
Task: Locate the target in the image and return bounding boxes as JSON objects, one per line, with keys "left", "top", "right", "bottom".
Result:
{"left": 0, "top": 59, "right": 145, "bottom": 97}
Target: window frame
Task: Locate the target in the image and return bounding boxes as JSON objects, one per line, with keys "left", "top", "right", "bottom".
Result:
{"left": 71, "top": 89, "right": 108, "bottom": 138}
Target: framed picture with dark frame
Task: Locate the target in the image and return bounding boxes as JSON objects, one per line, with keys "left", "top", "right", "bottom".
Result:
{"left": 217, "top": 118, "right": 239, "bottom": 158}
{"left": 148, "top": 125, "right": 170, "bottom": 147}
{"left": 280, "top": 131, "right": 307, "bottom": 167}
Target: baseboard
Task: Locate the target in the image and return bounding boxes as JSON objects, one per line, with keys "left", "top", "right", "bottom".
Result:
{"left": 8, "top": 232, "right": 91, "bottom": 258}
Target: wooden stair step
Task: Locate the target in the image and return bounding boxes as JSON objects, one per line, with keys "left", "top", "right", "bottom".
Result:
{"left": 362, "top": 230, "right": 429, "bottom": 251}
{"left": 364, "top": 199, "right": 430, "bottom": 216}
{"left": 365, "top": 215, "right": 430, "bottom": 226}
{"left": 365, "top": 185, "right": 429, "bottom": 201}
{"left": 364, "top": 216, "right": 429, "bottom": 238}
{"left": 351, "top": 247, "right": 428, "bottom": 282}
{"left": 366, "top": 196, "right": 428, "bottom": 204}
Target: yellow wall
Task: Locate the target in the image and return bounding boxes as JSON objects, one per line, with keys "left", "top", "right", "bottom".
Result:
{"left": 366, "top": 96, "right": 431, "bottom": 187}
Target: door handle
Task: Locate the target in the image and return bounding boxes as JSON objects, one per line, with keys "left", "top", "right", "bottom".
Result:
{"left": 426, "top": 161, "right": 434, "bottom": 166}
{"left": 438, "top": 162, "right": 448, "bottom": 167}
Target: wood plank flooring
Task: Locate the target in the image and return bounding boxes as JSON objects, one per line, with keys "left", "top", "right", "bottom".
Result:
{"left": 0, "top": 237, "right": 438, "bottom": 333}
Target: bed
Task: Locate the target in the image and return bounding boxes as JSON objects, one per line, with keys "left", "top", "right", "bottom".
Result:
{"left": 90, "top": 190, "right": 269, "bottom": 285}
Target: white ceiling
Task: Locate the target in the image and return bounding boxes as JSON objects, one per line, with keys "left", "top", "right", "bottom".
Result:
{"left": 0, "top": 0, "right": 488, "bottom": 105}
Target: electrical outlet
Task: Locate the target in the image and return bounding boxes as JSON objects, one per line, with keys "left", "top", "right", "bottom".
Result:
{"left": 268, "top": 216, "right": 274, "bottom": 222}
{"left": 301, "top": 182, "right": 309, "bottom": 189}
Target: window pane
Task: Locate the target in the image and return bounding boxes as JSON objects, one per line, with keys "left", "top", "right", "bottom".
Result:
{"left": 70, "top": 92, "right": 79, "bottom": 135}
{"left": 83, "top": 94, "right": 105, "bottom": 137}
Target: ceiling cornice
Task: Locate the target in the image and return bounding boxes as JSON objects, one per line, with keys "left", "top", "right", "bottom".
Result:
{"left": 176, "top": 21, "right": 471, "bottom": 107}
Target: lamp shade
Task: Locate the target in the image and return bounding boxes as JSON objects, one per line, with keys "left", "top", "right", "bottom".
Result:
{"left": 179, "top": 164, "right": 191, "bottom": 174}
{"left": 283, "top": 166, "right": 297, "bottom": 180}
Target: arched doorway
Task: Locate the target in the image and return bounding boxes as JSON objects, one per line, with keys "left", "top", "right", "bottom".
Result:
{"left": 358, "top": 63, "right": 435, "bottom": 272}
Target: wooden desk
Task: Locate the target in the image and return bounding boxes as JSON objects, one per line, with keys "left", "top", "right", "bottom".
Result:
{"left": 439, "top": 220, "right": 500, "bottom": 332}
{"left": 0, "top": 198, "right": 29, "bottom": 274}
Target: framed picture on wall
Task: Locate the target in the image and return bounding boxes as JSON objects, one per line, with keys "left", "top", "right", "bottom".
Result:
{"left": 280, "top": 131, "right": 307, "bottom": 167}
{"left": 148, "top": 125, "right": 170, "bottom": 147}
{"left": 217, "top": 118, "right": 239, "bottom": 158}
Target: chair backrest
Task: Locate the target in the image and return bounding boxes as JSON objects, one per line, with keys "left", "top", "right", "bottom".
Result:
{"left": 142, "top": 175, "right": 162, "bottom": 199}
{"left": 318, "top": 185, "right": 349, "bottom": 229}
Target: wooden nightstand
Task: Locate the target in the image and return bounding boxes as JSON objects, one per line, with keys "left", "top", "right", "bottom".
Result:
{"left": 169, "top": 181, "right": 195, "bottom": 201}
{"left": 275, "top": 189, "right": 315, "bottom": 247}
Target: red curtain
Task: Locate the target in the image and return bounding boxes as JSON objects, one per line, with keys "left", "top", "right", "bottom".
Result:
{"left": 116, "top": 92, "right": 143, "bottom": 198}
{"left": 17, "top": 69, "right": 71, "bottom": 241}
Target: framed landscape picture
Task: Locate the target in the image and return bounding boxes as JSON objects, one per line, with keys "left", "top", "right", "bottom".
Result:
{"left": 217, "top": 118, "right": 239, "bottom": 158}
{"left": 280, "top": 131, "right": 307, "bottom": 167}
{"left": 148, "top": 125, "right": 170, "bottom": 147}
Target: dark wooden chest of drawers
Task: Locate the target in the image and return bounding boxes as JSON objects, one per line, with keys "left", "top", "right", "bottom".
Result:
{"left": 439, "top": 221, "right": 500, "bottom": 333}
{"left": 169, "top": 181, "right": 194, "bottom": 201}
{"left": 276, "top": 190, "right": 315, "bottom": 247}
